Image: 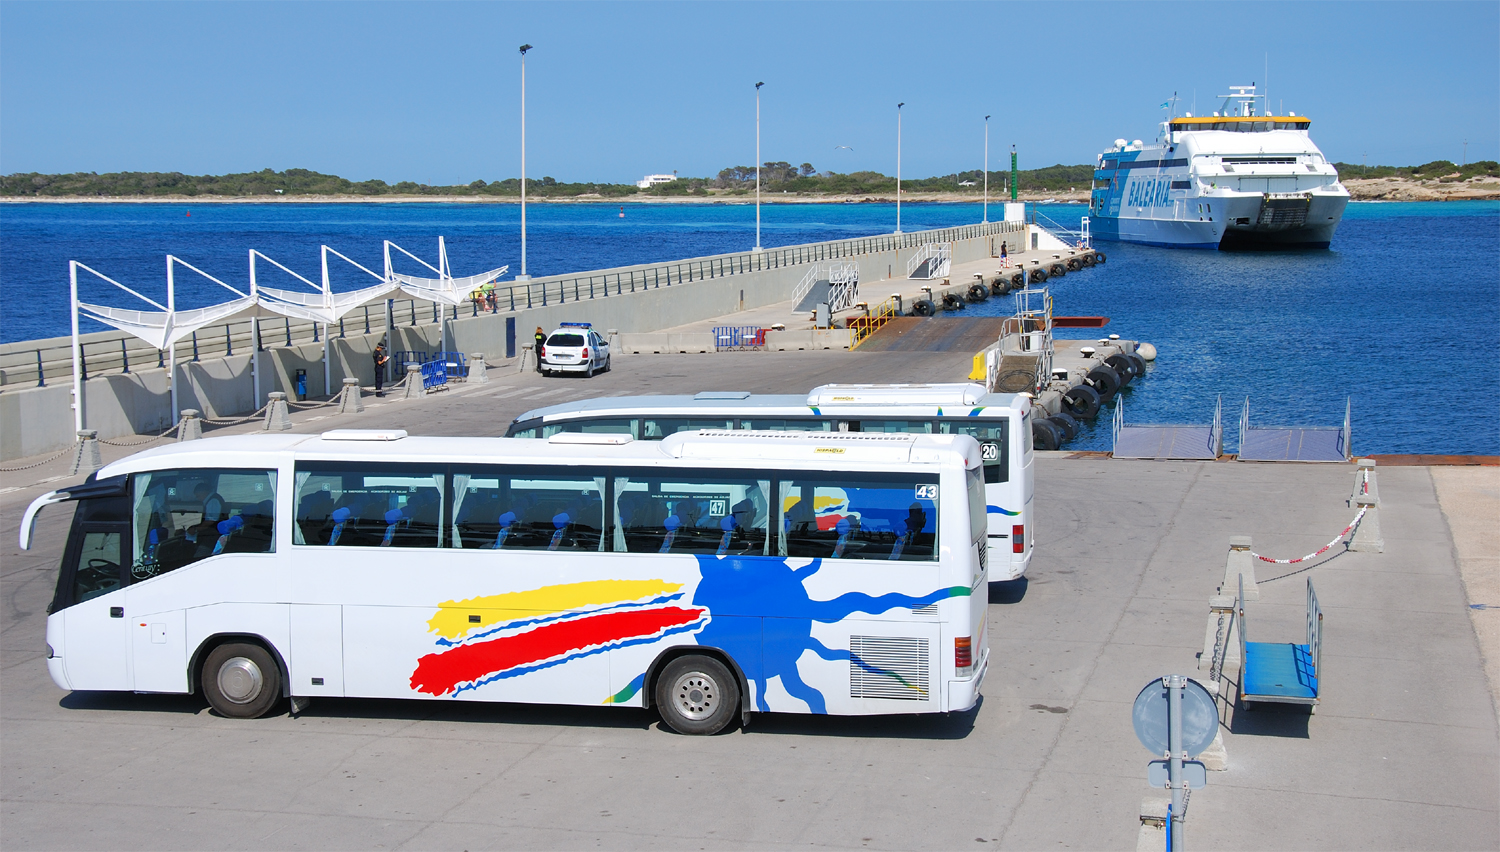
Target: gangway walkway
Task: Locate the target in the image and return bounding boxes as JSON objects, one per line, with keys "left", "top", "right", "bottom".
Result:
{"left": 1112, "top": 396, "right": 1223, "bottom": 460}
{"left": 1237, "top": 397, "right": 1352, "bottom": 463}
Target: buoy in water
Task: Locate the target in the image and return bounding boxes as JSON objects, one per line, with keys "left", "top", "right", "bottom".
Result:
{"left": 619, "top": 206, "right": 624, "bottom": 218}
{"left": 1136, "top": 341, "right": 1157, "bottom": 361}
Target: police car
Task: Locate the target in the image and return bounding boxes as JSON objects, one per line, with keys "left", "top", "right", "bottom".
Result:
{"left": 541, "top": 322, "right": 611, "bottom": 377}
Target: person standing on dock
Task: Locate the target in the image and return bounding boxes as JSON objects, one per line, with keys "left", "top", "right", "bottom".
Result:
{"left": 1000, "top": 241, "right": 1008, "bottom": 265}
{"left": 534, "top": 326, "right": 546, "bottom": 373}
{"left": 373, "top": 343, "right": 389, "bottom": 398}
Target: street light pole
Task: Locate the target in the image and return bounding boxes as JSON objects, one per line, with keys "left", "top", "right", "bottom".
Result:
{"left": 983, "top": 114, "right": 991, "bottom": 224}
{"left": 755, "top": 81, "right": 764, "bottom": 252}
{"left": 518, "top": 44, "right": 532, "bottom": 281}
{"left": 896, "top": 102, "right": 904, "bottom": 234}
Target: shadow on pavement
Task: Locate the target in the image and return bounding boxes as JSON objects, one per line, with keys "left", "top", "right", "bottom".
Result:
{"left": 990, "top": 578, "right": 1028, "bottom": 605}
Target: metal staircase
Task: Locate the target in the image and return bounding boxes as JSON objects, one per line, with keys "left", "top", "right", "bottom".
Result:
{"left": 906, "top": 243, "right": 951, "bottom": 279}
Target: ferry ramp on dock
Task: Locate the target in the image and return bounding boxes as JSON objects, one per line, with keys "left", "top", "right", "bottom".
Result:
{"left": 854, "top": 316, "right": 1010, "bottom": 352}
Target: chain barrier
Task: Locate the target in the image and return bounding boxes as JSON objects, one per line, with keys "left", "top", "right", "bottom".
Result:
{"left": 201, "top": 402, "right": 272, "bottom": 426}
{"left": 99, "top": 422, "right": 181, "bottom": 447}
{"left": 1250, "top": 469, "right": 1369, "bottom": 577}
{"left": 285, "top": 397, "right": 340, "bottom": 411}
{"left": 1208, "top": 611, "right": 1227, "bottom": 683}
{"left": 0, "top": 446, "right": 71, "bottom": 472}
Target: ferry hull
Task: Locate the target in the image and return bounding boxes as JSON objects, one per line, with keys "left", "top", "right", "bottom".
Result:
{"left": 1095, "top": 192, "right": 1346, "bottom": 251}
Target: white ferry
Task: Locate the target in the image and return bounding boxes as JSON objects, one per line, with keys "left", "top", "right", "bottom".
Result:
{"left": 1090, "top": 86, "right": 1348, "bottom": 249}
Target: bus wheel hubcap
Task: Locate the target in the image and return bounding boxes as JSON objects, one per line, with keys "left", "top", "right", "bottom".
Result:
{"left": 218, "top": 657, "right": 264, "bottom": 704}
{"left": 672, "top": 672, "right": 717, "bottom": 720}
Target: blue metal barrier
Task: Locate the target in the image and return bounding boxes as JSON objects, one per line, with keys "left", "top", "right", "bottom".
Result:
{"left": 712, "top": 326, "right": 766, "bottom": 351}
{"left": 419, "top": 360, "right": 449, "bottom": 391}
{"left": 433, "top": 351, "right": 468, "bottom": 379}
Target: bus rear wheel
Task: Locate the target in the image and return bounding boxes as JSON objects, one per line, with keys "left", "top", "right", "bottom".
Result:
{"left": 203, "top": 642, "right": 282, "bottom": 719}
{"left": 655, "top": 655, "right": 739, "bottom": 735}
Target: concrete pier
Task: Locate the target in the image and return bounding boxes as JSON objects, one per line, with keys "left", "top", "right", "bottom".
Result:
{"left": 1, "top": 348, "right": 1496, "bottom": 851}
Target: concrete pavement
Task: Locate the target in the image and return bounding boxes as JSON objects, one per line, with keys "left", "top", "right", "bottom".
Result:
{"left": 1, "top": 350, "right": 1496, "bottom": 850}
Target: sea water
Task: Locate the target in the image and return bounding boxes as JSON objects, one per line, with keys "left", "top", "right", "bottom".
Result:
{"left": 1, "top": 200, "right": 1496, "bottom": 454}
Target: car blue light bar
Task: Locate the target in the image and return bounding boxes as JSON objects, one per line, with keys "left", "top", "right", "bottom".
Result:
{"left": 559, "top": 322, "right": 592, "bottom": 328}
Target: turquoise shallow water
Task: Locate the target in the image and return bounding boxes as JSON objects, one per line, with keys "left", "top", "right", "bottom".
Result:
{"left": 1, "top": 200, "right": 1496, "bottom": 454}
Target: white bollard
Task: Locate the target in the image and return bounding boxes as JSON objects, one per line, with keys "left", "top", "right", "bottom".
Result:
{"left": 70, "top": 430, "right": 103, "bottom": 475}
{"left": 177, "top": 409, "right": 203, "bottom": 442}
{"left": 516, "top": 348, "right": 534, "bottom": 374}
{"left": 402, "top": 364, "right": 425, "bottom": 400}
{"left": 468, "top": 353, "right": 489, "bottom": 384}
{"left": 337, "top": 378, "right": 365, "bottom": 414}
{"left": 1218, "top": 535, "right": 1259, "bottom": 602}
{"left": 1348, "top": 457, "right": 1384, "bottom": 552}
{"left": 1350, "top": 458, "right": 1380, "bottom": 507}
{"left": 263, "top": 392, "right": 292, "bottom": 431}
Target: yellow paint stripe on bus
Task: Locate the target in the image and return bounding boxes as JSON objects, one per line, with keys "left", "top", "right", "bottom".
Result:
{"left": 427, "top": 579, "right": 685, "bottom": 640}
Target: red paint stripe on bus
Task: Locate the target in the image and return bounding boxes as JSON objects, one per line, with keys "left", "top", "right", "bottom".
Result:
{"left": 410, "top": 606, "right": 707, "bottom": 696}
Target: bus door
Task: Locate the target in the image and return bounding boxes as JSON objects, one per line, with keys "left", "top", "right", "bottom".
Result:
{"left": 42, "top": 479, "right": 134, "bottom": 691}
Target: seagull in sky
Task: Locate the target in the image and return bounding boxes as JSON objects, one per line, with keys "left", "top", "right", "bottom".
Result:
{"left": 835, "top": 145, "right": 853, "bottom": 151}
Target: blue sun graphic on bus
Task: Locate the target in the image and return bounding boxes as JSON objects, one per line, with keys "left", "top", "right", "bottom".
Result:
{"left": 689, "top": 554, "right": 969, "bottom": 713}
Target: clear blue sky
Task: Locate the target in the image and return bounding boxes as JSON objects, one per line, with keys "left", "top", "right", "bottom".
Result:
{"left": 2, "top": 1, "right": 1496, "bottom": 184}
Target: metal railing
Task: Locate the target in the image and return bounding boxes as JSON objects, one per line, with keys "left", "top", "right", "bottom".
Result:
{"left": 2, "top": 219, "right": 1024, "bottom": 389}
{"left": 906, "top": 242, "right": 951, "bottom": 279}
{"left": 848, "top": 296, "right": 902, "bottom": 348}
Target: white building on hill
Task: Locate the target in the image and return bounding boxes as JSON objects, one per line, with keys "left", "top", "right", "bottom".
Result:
{"left": 636, "top": 173, "right": 677, "bottom": 189}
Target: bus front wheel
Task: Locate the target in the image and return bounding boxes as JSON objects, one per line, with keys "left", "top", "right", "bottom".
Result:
{"left": 655, "top": 655, "right": 739, "bottom": 735}
{"left": 202, "top": 642, "right": 282, "bottom": 719}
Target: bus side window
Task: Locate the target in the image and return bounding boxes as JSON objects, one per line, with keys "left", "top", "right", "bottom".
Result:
{"left": 451, "top": 470, "right": 604, "bottom": 552}
{"left": 778, "top": 477, "right": 938, "bottom": 561}
{"left": 614, "top": 475, "right": 769, "bottom": 555}
{"left": 641, "top": 418, "right": 734, "bottom": 440}
{"left": 848, "top": 420, "right": 935, "bottom": 434}
{"left": 541, "top": 418, "right": 638, "bottom": 439}
{"left": 293, "top": 466, "right": 442, "bottom": 548}
{"left": 131, "top": 468, "right": 277, "bottom": 580}
{"left": 737, "top": 418, "right": 833, "bottom": 432}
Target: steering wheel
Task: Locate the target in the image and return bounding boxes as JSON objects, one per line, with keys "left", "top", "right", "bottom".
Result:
{"left": 79, "top": 558, "right": 123, "bottom": 592}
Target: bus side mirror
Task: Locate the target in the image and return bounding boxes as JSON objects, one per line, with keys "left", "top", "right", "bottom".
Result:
{"left": 19, "top": 491, "right": 68, "bottom": 551}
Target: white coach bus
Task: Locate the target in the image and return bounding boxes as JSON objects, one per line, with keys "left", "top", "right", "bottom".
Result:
{"left": 507, "top": 383, "right": 1035, "bottom": 579}
{"left": 21, "top": 429, "right": 990, "bottom": 735}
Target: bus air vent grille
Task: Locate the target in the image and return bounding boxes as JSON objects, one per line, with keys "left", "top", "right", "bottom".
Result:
{"left": 910, "top": 602, "right": 939, "bottom": 617}
{"left": 849, "top": 636, "right": 929, "bottom": 700}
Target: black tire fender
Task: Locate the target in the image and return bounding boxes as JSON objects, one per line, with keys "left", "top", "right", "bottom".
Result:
{"left": 1086, "top": 365, "right": 1122, "bottom": 400}
{"left": 1063, "top": 384, "right": 1102, "bottom": 420}
{"left": 1032, "top": 418, "right": 1063, "bottom": 451}
{"left": 910, "top": 299, "right": 937, "bottom": 317}
{"left": 1094, "top": 251, "right": 1107, "bottom": 263}
{"left": 1048, "top": 411, "right": 1081, "bottom": 441}
{"left": 967, "top": 283, "right": 989, "bottom": 303}
{"left": 1029, "top": 267, "right": 1048, "bottom": 284}
{"left": 1104, "top": 353, "right": 1137, "bottom": 386}
{"left": 1049, "top": 263, "right": 1067, "bottom": 277}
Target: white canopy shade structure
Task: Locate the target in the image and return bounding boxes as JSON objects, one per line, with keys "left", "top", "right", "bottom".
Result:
{"left": 68, "top": 238, "right": 508, "bottom": 433}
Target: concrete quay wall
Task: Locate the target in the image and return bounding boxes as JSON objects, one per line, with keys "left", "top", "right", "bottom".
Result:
{"left": 1, "top": 221, "right": 1026, "bottom": 460}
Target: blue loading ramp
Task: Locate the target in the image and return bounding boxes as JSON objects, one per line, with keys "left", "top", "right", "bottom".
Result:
{"left": 1237, "top": 397, "right": 1351, "bottom": 463}
{"left": 1111, "top": 396, "right": 1223, "bottom": 461}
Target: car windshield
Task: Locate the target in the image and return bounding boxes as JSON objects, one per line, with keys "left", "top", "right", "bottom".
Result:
{"left": 547, "top": 333, "right": 586, "bottom": 347}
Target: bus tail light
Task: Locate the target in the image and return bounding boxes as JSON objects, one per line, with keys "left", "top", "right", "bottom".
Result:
{"left": 955, "top": 637, "right": 973, "bottom": 676}
{"left": 1013, "top": 524, "right": 1025, "bottom": 553}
